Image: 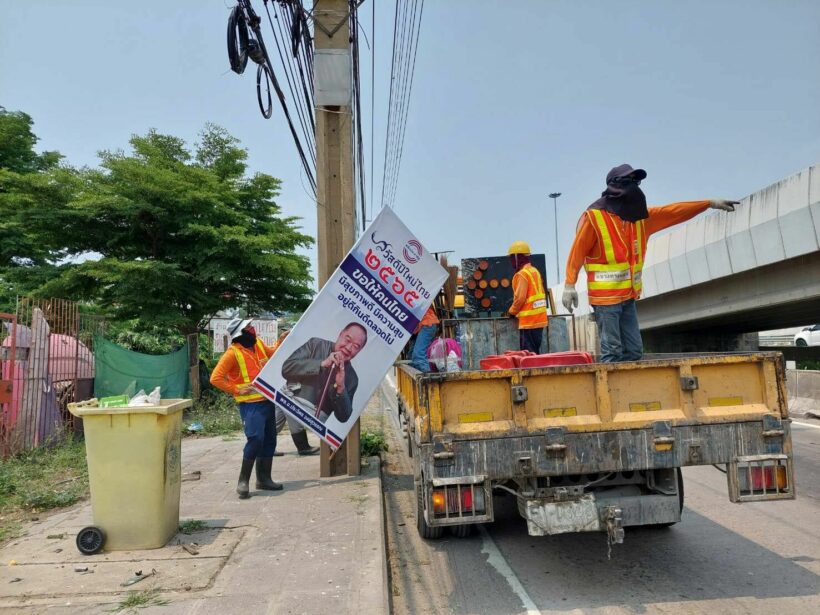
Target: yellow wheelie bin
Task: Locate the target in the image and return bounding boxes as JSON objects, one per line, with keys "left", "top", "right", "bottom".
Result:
{"left": 68, "top": 398, "right": 192, "bottom": 553}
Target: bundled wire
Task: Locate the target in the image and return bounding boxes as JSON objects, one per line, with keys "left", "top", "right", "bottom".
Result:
{"left": 226, "top": 0, "right": 316, "bottom": 194}
{"left": 224, "top": 0, "right": 371, "bottom": 220}
{"left": 227, "top": 5, "right": 250, "bottom": 74}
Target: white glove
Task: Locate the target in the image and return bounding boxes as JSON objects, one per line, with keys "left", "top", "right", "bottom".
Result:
{"left": 562, "top": 284, "right": 578, "bottom": 313}
{"left": 709, "top": 199, "right": 739, "bottom": 212}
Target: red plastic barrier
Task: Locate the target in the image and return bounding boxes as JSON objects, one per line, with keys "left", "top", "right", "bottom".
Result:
{"left": 479, "top": 355, "right": 517, "bottom": 370}
{"left": 518, "top": 351, "right": 594, "bottom": 369}
{"left": 500, "top": 350, "right": 534, "bottom": 367}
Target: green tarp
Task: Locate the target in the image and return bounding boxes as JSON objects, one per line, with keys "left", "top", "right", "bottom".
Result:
{"left": 93, "top": 336, "right": 191, "bottom": 399}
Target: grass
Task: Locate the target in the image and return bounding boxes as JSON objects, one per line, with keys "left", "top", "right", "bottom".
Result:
{"left": 182, "top": 390, "right": 242, "bottom": 437}
{"left": 360, "top": 429, "right": 388, "bottom": 458}
{"left": 0, "top": 435, "right": 89, "bottom": 544}
{"left": 178, "top": 518, "right": 207, "bottom": 534}
{"left": 110, "top": 590, "right": 169, "bottom": 613}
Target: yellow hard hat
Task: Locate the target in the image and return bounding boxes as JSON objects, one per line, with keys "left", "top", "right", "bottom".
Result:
{"left": 507, "top": 240, "right": 531, "bottom": 255}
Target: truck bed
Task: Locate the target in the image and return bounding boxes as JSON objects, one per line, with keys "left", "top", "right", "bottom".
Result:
{"left": 397, "top": 352, "right": 794, "bottom": 504}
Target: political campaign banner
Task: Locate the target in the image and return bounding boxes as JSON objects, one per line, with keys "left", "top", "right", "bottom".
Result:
{"left": 253, "top": 207, "right": 448, "bottom": 450}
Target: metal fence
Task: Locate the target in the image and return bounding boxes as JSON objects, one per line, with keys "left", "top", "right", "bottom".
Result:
{"left": 0, "top": 298, "right": 105, "bottom": 456}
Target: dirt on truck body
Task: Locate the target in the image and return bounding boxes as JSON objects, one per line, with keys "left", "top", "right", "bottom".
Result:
{"left": 396, "top": 343, "right": 795, "bottom": 546}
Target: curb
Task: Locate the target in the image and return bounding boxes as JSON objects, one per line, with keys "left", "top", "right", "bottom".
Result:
{"left": 364, "top": 453, "right": 391, "bottom": 614}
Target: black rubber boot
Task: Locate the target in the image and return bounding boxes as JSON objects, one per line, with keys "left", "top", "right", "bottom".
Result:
{"left": 255, "top": 457, "right": 283, "bottom": 491}
{"left": 237, "top": 457, "right": 255, "bottom": 499}
{"left": 292, "top": 431, "right": 320, "bottom": 456}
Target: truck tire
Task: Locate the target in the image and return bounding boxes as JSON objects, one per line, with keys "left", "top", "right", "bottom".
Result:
{"left": 416, "top": 480, "right": 443, "bottom": 539}
{"left": 449, "top": 524, "right": 473, "bottom": 538}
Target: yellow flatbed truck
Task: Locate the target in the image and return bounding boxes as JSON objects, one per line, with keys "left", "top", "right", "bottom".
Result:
{"left": 396, "top": 346, "right": 795, "bottom": 544}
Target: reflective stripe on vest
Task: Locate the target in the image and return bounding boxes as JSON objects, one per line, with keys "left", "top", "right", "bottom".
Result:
{"left": 231, "top": 339, "right": 269, "bottom": 402}
{"left": 584, "top": 209, "right": 645, "bottom": 304}
{"left": 515, "top": 265, "right": 548, "bottom": 328}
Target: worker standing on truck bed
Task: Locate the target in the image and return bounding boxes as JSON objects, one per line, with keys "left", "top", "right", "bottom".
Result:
{"left": 506, "top": 241, "right": 549, "bottom": 354}
{"left": 562, "top": 163, "right": 738, "bottom": 362}
{"left": 411, "top": 305, "right": 440, "bottom": 372}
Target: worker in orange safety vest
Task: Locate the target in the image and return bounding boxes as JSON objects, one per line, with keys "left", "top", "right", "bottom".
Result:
{"left": 210, "top": 317, "right": 282, "bottom": 499}
{"left": 506, "top": 241, "right": 549, "bottom": 354}
{"left": 562, "top": 163, "right": 738, "bottom": 363}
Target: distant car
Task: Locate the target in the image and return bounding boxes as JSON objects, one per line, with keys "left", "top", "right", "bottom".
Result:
{"left": 794, "top": 325, "right": 820, "bottom": 347}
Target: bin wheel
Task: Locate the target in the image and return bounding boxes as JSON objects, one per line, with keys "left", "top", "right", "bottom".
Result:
{"left": 77, "top": 526, "right": 105, "bottom": 555}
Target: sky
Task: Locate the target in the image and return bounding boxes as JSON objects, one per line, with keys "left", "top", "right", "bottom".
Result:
{"left": 2, "top": 0, "right": 819, "bottom": 289}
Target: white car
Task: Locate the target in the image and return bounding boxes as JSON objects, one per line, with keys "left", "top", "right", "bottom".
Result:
{"left": 794, "top": 324, "right": 820, "bottom": 347}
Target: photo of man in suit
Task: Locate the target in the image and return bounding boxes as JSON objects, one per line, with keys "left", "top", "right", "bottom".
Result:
{"left": 281, "top": 322, "right": 367, "bottom": 424}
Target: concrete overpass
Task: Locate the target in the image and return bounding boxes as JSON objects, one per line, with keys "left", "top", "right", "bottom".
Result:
{"left": 557, "top": 164, "right": 820, "bottom": 353}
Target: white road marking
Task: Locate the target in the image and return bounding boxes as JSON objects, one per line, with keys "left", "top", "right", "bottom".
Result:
{"left": 478, "top": 525, "right": 540, "bottom": 615}
{"left": 792, "top": 420, "right": 820, "bottom": 430}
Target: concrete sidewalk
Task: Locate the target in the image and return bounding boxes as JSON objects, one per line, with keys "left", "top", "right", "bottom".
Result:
{"left": 0, "top": 427, "right": 388, "bottom": 614}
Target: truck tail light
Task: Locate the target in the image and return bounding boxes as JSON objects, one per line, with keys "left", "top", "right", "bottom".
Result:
{"left": 431, "top": 490, "right": 446, "bottom": 514}
{"left": 431, "top": 485, "right": 486, "bottom": 517}
{"left": 738, "top": 465, "right": 788, "bottom": 492}
{"left": 729, "top": 454, "right": 794, "bottom": 502}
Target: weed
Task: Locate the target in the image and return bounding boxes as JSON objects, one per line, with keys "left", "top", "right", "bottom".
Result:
{"left": 182, "top": 390, "right": 242, "bottom": 437}
{"left": 0, "top": 435, "right": 89, "bottom": 545}
{"left": 178, "top": 519, "right": 207, "bottom": 534}
{"left": 110, "top": 590, "right": 169, "bottom": 613}
{"left": 360, "top": 429, "right": 388, "bottom": 458}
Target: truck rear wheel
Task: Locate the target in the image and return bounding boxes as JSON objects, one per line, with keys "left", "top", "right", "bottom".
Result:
{"left": 449, "top": 524, "right": 473, "bottom": 538}
{"left": 416, "top": 480, "right": 443, "bottom": 539}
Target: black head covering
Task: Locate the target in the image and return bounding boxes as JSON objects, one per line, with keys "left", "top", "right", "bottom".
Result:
{"left": 589, "top": 164, "right": 648, "bottom": 223}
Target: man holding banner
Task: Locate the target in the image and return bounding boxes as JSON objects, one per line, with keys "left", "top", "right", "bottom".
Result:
{"left": 253, "top": 208, "right": 449, "bottom": 452}
{"left": 281, "top": 323, "right": 367, "bottom": 424}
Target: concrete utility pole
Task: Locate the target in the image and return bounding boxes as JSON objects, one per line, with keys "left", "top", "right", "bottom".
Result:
{"left": 314, "top": 0, "right": 360, "bottom": 477}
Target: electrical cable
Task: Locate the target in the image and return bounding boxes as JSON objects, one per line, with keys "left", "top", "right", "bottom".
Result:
{"left": 379, "top": 0, "right": 425, "bottom": 211}
{"left": 369, "top": 0, "right": 375, "bottom": 222}
{"left": 231, "top": 0, "right": 316, "bottom": 193}
{"left": 256, "top": 63, "right": 273, "bottom": 118}
{"left": 386, "top": 0, "right": 424, "bottom": 210}
{"left": 263, "top": 0, "right": 315, "bottom": 163}
{"left": 227, "top": 5, "right": 250, "bottom": 74}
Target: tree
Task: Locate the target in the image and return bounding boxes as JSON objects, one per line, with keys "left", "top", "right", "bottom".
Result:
{"left": 0, "top": 107, "right": 66, "bottom": 311}
{"left": 27, "top": 123, "right": 314, "bottom": 332}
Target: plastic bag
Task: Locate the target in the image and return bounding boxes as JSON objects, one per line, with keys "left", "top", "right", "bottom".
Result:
{"left": 128, "top": 386, "right": 161, "bottom": 407}
{"left": 428, "top": 338, "right": 463, "bottom": 372}
{"left": 445, "top": 351, "right": 461, "bottom": 373}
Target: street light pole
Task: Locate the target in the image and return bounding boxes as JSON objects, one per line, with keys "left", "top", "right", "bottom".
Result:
{"left": 548, "top": 192, "right": 562, "bottom": 285}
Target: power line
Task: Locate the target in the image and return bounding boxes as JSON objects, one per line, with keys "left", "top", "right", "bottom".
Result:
{"left": 225, "top": 1, "right": 316, "bottom": 194}
{"left": 386, "top": 0, "right": 422, "bottom": 211}
{"left": 369, "top": 0, "right": 375, "bottom": 223}
{"left": 379, "top": 0, "right": 425, "bottom": 211}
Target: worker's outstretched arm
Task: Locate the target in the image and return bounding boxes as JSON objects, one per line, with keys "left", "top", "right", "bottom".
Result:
{"left": 644, "top": 200, "right": 718, "bottom": 235}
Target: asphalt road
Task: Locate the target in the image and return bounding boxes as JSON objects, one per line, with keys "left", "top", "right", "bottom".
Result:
{"left": 380, "top": 379, "right": 820, "bottom": 615}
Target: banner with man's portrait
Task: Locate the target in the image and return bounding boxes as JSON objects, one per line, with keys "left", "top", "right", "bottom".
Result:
{"left": 254, "top": 207, "right": 448, "bottom": 449}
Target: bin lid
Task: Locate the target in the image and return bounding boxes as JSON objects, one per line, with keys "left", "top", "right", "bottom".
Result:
{"left": 68, "top": 398, "right": 193, "bottom": 417}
